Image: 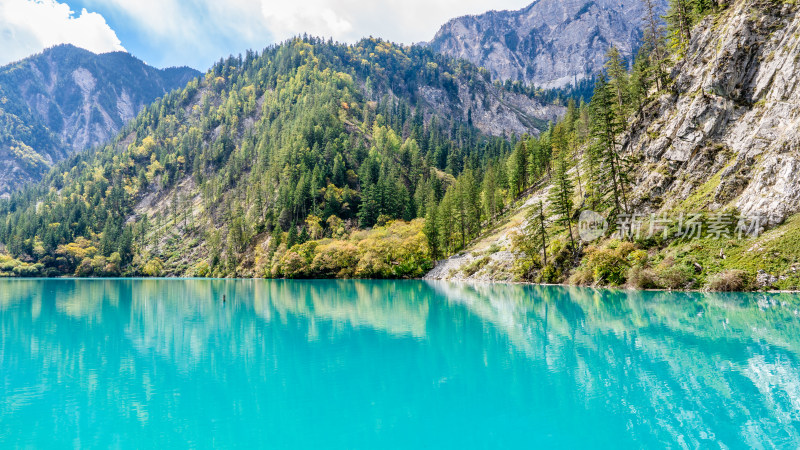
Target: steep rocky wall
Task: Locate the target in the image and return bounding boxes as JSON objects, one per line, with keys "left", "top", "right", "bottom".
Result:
{"left": 628, "top": 0, "right": 800, "bottom": 225}
{"left": 417, "top": 78, "right": 565, "bottom": 137}
{"left": 429, "top": 0, "right": 667, "bottom": 89}
{"left": 0, "top": 45, "right": 199, "bottom": 197}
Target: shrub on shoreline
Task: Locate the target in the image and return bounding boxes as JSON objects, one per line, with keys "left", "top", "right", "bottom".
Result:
{"left": 706, "top": 270, "right": 752, "bottom": 292}
{"left": 272, "top": 219, "right": 432, "bottom": 279}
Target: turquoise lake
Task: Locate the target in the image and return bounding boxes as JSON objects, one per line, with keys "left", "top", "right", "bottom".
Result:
{"left": 1, "top": 279, "right": 800, "bottom": 448}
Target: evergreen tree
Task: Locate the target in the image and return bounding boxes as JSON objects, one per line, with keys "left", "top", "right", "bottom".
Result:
{"left": 481, "top": 166, "right": 499, "bottom": 221}
{"left": 584, "top": 139, "right": 604, "bottom": 211}
{"left": 509, "top": 139, "right": 529, "bottom": 197}
{"left": 333, "top": 154, "right": 346, "bottom": 187}
{"left": 525, "top": 201, "right": 548, "bottom": 268}
{"left": 358, "top": 185, "right": 380, "bottom": 228}
{"left": 423, "top": 196, "right": 440, "bottom": 261}
{"left": 629, "top": 48, "right": 652, "bottom": 114}
{"left": 589, "top": 75, "right": 629, "bottom": 218}
{"left": 298, "top": 226, "right": 310, "bottom": 245}
{"left": 100, "top": 220, "right": 119, "bottom": 257}
{"left": 118, "top": 227, "right": 134, "bottom": 266}
{"left": 641, "top": 0, "right": 669, "bottom": 90}
{"left": 547, "top": 150, "right": 576, "bottom": 251}
{"left": 436, "top": 189, "right": 455, "bottom": 255}
{"left": 665, "top": 0, "right": 692, "bottom": 56}
{"left": 287, "top": 223, "right": 298, "bottom": 249}
{"left": 604, "top": 47, "right": 630, "bottom": 119}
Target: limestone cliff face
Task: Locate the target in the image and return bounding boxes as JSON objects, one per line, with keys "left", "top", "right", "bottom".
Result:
{"left": 0, "top": 45, "right": 199, "bottom": 197}
{"left": 429, "top": 0, "right": 667, "bottom": 89}
{"left": 416, "top": 74, "right": 564, "bottom": 137}
{"left": 628, "top": 0, "right": 800, "bottom": 226}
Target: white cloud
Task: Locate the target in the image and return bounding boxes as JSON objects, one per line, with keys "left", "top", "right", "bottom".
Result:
{"left": 260, "top": 1, "right": 354, "bottom": 41}
{"left": 2, "top": 0, "right": 531, "bottom": 69}
{"left": 258, "top": 0, "right": 532, "bottom": 44}
{"left": 0, "top": 0, "right": 125, "bottom": 66}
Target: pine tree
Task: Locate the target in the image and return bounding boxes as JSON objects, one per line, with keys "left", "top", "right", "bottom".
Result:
{"left": 525, "top": 201, "right": 548, "bottom": 267}
{"left": 509, "top": 139, "right": 529, "bottom": 196}
{"left": 629, "top": 48, "right": 652, "bottom": 114}
{"left": 584, "top": 140, "right": 604, "bottom": 211}
{"left": 665, "top": 0, "right": 692, "bottom": 56}
{"left": 605, "top": 47, "right": 630, "bottom": 119}
{"left": 298, "top": 226, "right": 310, "bottom": 245}
{"left": 332, "top": 154, "right": 346, "bottom": 187}
{"left": 590, "top": 75, "right": 629, "bottom": 218}
{"left": 641, "top": 0, "right": 669, "bottom": 90}
{"left": 136, "top": 215, "right": 149, "bottom": 250}
{"left": 358, "top": 185, "right": 380, "bottom": 228}
{"left": 118, "top": 227, "right": 134, "bottom": 267}
{"left": 458, "top": 169, "right": 481, "bottom": 244}
{"left": 424, "top": 195, "right": 440, "bottom": 261}
{"left": 547, "top": 150, "right": 576, "bottom": 251}
{"left": 287, "top": 222, "right": 298, "bottom": 249}
{"left": 436, "top": 189, "right": 455, "bottom": 255}
{"left": 481, "top": 166, "right": 499, "bottom": 221}
{"left": 100, "top": 219, "right": 119, "bottom": 257}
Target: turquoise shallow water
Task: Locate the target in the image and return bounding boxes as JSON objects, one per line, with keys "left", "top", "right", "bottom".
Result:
{"left": 1, "top": 280, "right": 800, "bottom": 448}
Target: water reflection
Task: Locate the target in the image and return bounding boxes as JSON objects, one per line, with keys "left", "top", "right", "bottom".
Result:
{"left": 1, "top": 279, "right": 799, "bottom": 448}
{"left": 431, "top": 282, "right": 800, "bottom": 447}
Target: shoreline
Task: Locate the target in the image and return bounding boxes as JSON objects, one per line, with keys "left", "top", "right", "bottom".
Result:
{"left": 423, "top": 277, "right": 800, "bottom": 294}
{"left": 2, "top": 275, "right": 800, "bottom": 295}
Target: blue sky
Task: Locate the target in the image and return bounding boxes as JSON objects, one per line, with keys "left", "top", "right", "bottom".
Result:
{"left": 0, "top": 0, "right": 531, "bottom": 71}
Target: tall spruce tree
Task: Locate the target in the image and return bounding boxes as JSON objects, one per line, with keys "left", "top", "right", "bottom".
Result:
{"left": 641, "top": 0, "right": 669, "bottom": 90}
{"left": 666, "top": 0, "right": 693, "bottom": 56}
{"left": 525, "top": 201, "right": 548, "bottom": 268}
{"left": 629, "top": 48, "right": 652, "bottom": 114}
{"left": 589, "top": 75, "right": 629, "bottom": 219}
{"left": 424, "top": 195, "right": 440, "bottom": 261}
{"left": 547, "top": 141, "right": 576, "bottom": 251}
{"left": 605, "top": 47, "right": 631, "bottom": 119}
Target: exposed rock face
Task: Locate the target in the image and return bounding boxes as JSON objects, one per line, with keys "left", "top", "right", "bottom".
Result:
{"left": 425, "top": 191, "right": 547, "bottom": 282}
{"left": 628, "top": 0, "right": 800, "bottom": 226}
{"left": 417, "top": 77, "right": 564, "bottom": 137}
{"left": 429, "top": 0, "right": 667, "bottom": 89}
{"left": 0, "top": 45, "right": 199, "bottom": 196}
{"left": 756, "top": 270, "right": 778, "bottom": 289}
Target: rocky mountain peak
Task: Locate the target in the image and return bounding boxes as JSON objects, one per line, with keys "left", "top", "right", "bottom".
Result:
{"left": 0, "top": 45, "right": 200, "bottom": 196}
{"left": 429, "top": 0, "right": 667, "bottom": 89}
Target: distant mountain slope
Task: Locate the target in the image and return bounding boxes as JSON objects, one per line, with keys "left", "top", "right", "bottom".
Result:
{"left": 0, "top": 45, "right": 199, "bottom": 196}
{"left": 429, "top": 0, "right": 667, "bottom": 89}
{"left": 0, "top": 38, "right": 561, "bottom": 278}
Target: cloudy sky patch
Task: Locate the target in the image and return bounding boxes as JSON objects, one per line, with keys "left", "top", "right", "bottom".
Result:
{"left": 1, "top": 0, "right": 531, "bottom": 69}
{"left": 0, "top": 0, "right": 124, "bottom": 66}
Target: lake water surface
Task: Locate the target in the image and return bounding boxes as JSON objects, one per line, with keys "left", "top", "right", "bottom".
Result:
{"left": 1, "top": 279, "right": 800, "bottom": 448}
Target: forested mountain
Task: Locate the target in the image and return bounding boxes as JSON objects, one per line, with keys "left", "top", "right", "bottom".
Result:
{"left": 4, "top": 0, "right": 791, "bottom": 291}
{"left": 0, "top": 38, "right": 561, "bottom": 278}
{"left": 0, "top": 45, "right": 199, "bottom": 197}
{"left": 428, "top": 0, "right": 800, "bottom": 292}
{"left": 429, "top": 0, "right": 667, "bottom": 89}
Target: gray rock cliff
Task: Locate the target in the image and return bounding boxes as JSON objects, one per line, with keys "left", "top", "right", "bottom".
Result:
{"left": 429, "top": 0, "right": 667, "bottom": 89}
{"left": 0, "top": 45, "right": 199, "bottom": 196}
